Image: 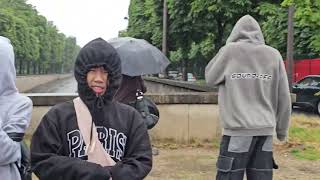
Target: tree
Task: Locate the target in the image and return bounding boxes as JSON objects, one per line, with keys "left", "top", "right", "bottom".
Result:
{"left": 260, "top": 0, "right": 320, "bottom": 58}
{"left": 126, "top": 0, "right": 320, "bottom": 79}
{"left": 0, "top": 0, "right": 81, "bottom": 74}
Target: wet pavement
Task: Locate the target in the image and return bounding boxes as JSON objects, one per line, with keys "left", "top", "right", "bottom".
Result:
{"left": 27, "top": 77, "right": 77, "bottom": 93}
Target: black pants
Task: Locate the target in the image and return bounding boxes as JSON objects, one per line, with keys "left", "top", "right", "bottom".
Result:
{"left": 216, "top": 135, "right": 276, "bottom": 180}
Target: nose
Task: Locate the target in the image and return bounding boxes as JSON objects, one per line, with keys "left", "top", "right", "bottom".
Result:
{"left": 93, "top": 69, "right": 105, "bottom": 83}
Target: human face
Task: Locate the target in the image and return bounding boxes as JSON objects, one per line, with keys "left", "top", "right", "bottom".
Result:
{"left": 86, "top": 66, "right": 108, "bottom": 96}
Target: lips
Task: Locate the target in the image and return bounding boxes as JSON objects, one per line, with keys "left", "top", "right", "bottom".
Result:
{"left": 92, "top": 86, "right": 104, "bottom": 94}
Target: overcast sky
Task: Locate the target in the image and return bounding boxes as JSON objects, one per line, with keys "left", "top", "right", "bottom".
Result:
{"left": 27, "top": 0, "right": 130, "bottom": 47}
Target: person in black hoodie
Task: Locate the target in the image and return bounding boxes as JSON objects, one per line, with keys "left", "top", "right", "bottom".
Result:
{"left": 31, "top": 38, "right": 152, "bottom": 180}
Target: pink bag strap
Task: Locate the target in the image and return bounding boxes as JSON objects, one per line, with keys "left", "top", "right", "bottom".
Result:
{"left": 73, "top": 97, "right": 96, "bottom": 154}
{"left": 73, "top": 97, "right": 115, "bottom": 166}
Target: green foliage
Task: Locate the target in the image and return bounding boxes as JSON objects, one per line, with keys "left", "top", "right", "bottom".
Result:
{"left": 259, "top": 0, "right": 320, "bottom": 58}
{"left": 258, "top": 3, "right": 288, "bottom": 56}
{"left": 169, "top": 48, "right": 183, "bottom": 63}
{"left": 126, "top": 0, "right": 320, "bottom": 78}
{"left": 0, "top": 0, "right": 80, "bottom": 74}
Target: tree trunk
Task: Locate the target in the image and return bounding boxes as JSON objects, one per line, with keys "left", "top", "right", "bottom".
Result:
{"left": 286, "top": 6, "right": 295, "bottom": 92}
{"left": 19, "top": 58, "right": 23, "bottom": 75}
{"left": 162, "top": 0, "right": 168, "bottom": 77}
{"left": 27, "top": 61, "right": 30, "bottom": 74}
{"left": 215, "top": 18, "right": 224, "bottom": 50}
{"left": 33, "top": 61, "right": 37, "bottom": 74}
{"left": 182, "top": 59, "right": 187, "bottom": 81}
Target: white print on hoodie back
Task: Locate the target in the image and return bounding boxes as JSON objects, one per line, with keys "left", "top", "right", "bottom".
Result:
{"left": 231, "top": 73, "right": 272, "bottom": 81}
{"left": 67, "top": 126, "right": 127, "bottom": 161}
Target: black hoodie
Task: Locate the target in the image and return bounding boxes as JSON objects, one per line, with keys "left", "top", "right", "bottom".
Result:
{"left": 31, "top": 38, "right": 152, "bottom": 180}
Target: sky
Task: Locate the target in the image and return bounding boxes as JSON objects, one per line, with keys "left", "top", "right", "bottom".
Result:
{"left": 27, "top": 0, "right": 130, "bottom": 47}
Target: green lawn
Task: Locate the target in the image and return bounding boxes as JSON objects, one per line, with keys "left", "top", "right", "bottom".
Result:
{"left": 288, "top": 114, "right": 320, "bottom": 160}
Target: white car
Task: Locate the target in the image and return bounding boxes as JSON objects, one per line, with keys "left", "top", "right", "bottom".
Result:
{"left": 187, "top": 73, "right": 196, "bottom": 82}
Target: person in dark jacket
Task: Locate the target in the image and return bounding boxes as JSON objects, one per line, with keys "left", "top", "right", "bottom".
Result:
{"left": 114, "top": 75, "right": 147, "bottom": 104}
{"left": 31, "top": 38, "right": 152, "bottom": 180}
{"left": 114, "top": 75, "right": 159, "bottom": 130}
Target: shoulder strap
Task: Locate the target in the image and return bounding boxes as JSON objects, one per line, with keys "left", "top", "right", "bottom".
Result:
{"left": 73, "top": 97, "right": 116, "bottom": 166}
{"left": 73, "top": 97, "right": 96, "bottom": 154}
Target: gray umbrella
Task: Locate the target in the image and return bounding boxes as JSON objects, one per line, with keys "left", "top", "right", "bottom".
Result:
{"left": 108, "top": 37, "right": 170, "bottom": 76}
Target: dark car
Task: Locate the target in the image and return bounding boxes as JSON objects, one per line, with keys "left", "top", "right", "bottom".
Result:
{"left": 292, "top": 75, "right": 320, "bottom": 114}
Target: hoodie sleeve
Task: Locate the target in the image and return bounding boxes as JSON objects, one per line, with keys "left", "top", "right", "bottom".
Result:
{"left": 0, "top": 97, "right": 32, "bottom": 165}
{"left": 0, "top": 123, "right": 20, "bottom": 165}
{"left": 276, "top": 57, "right": 291, "bottom": 141}
{"left": 31, "top": 110, "right": 111, "bottom": 180}
{"left": 109, "top": 110, "right": 152, "bottom": 180}
{"left": 205, "top": 46, "right": 229, "bottom": 86}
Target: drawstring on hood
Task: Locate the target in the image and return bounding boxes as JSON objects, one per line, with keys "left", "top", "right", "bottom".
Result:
{"left": 74, "top": 38, "right": 122, "bottom": 112}
{"left": 226, "top": 15, "right": 265, "bottom": 45}
{"left": 95, "top": 95, "right": 105, "bottom": 109}
{"left": 0, "top": 36, "right": 18, "bottom": 97}
{"left": 74, "top": 38, "right": 121, "bottom": 146}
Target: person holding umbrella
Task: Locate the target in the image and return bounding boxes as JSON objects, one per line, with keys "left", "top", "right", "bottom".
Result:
{"left": 114, "top": 75, "right": 159, "bottom": 130}
{"left": 109, "top": 37, "right": 169, "bottom": 130}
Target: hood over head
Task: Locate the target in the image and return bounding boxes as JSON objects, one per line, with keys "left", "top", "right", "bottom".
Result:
{"left": 74, "top": 38, "right": 121, "bottom": 109}
{"left": 114, "top": 75, "right": 147, "bottom": 104}
{"left": 226, "top": 15, "right": 265, "bottom": 45}
{"left": 0, "top": 36, "right": 18, "bottom": 96}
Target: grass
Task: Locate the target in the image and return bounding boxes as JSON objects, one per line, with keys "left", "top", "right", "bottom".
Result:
{"left": 288, "top": 114, "right": 320, "bottom": 160}
{"left": 291, "top": 146, "right": 320, "bottom": 160}
{"left": 195, "top": 79, "right": 206, "bottom": 85}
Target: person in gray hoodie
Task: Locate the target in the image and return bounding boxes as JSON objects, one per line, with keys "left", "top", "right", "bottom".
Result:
{"left": 205, "top": 15, "right": 291, "bottom": 180}
{"left": 0, "top": 36, "right": 33, "bottom": 180}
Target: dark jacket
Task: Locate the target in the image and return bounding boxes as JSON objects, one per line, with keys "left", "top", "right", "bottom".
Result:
{"left": 31, "top": 38, "right": 152, "bottom": 180}
{"left": 114, "top": 75, "right": 147, "bottom": 104}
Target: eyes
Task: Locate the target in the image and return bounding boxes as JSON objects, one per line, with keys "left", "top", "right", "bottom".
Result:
{"left": 88, "top": 67, "right": 108, "bottom": 74}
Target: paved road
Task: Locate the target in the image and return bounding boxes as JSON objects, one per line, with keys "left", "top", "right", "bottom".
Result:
{"left": 27, "top": 77, "right": 77, "bottom": 93}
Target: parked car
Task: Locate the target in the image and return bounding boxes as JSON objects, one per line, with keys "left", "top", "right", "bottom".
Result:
{"left": 292, "top": 75, "right": 320, "bottom": 114}
{"left": 168, "top": 71, "right": 179, "bottom": 79}
{"left": 187, "top": 73, "right": 196, "bottom": 82}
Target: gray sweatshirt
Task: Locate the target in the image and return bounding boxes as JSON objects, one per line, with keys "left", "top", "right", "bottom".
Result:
{"left": 0, "top": 36, "right": 32, "bottom": 180}
{"left": 205, "top": 15, "right": 291, "bottom": 141}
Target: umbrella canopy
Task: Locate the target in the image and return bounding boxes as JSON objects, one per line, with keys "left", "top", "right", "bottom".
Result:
{"left": 108, "top": 37, "right": 170, "bottom": 76}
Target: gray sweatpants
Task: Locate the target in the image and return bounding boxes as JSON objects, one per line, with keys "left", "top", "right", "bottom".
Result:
{"left": 216, "top": 135, "right": 277, "bottom": 180}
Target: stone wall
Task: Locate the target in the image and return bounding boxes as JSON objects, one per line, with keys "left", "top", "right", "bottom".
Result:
{"left": 144, "top": 77, "right": 217, "bottom": 93}
{"left": 16, "top": 74, "right": 72, "bottom": 92}
{"left": 25, "top": 93, "right": 220, "bottom": 142}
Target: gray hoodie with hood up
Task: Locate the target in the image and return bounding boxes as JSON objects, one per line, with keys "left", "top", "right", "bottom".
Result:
{"left": 205, "top": 15, "right": 291, "bottom": 141}
{"left": 0, "top": 36, "right": 32, "bottom": 180}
